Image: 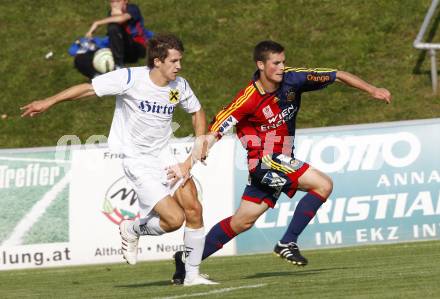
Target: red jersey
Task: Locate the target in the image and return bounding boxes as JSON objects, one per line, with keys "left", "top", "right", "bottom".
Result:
{"left": 209, "top": 67, "right": 337, "bottom": 162}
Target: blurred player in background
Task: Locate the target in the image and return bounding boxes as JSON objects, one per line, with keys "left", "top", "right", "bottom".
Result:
{"left": 21, "top": 34, "right": 217, "bottom": 286}
{"left": 170, "top": 40, "right": 392, "bottom": 284}
{"left": 85, "top": 0, "right": 152, "bottom": 68}
{"left": 75, "top": 0, "right": 153, "bottom": 79}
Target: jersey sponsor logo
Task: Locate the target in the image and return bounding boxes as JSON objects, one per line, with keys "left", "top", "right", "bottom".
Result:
{"left": 262, "top": 105, "right": 274, "bottom": 119}
{"left": 138, "top": 100, "right": 175, "bottom": 115}
{"left": 307, "top": 74, "right": 330, "bottom": 83}
{"left": 261, "top": 105, "right": 297, "bottom": 131}
{"left": 169, "top": 89, "right": 180, "bottom": 104}
{"left": 218, "top": 115, "right": 238, "bottom": 134}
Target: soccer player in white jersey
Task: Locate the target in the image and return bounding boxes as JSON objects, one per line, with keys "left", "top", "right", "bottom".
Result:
{"left": 20, "top": 34, "right": 217, "bottom": 286}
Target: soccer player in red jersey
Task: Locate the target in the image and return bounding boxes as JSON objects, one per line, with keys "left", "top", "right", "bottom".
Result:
{"left": 170, "top": 40, "right": 391, "bottom": 284}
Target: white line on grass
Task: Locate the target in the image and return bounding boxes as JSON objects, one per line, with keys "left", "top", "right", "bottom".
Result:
{"left": 155, "top": 283, "right": 267, "bottom": 299}
{"left": 0, "top": 157, "right": 70, "bottom": 163}
{"left": 1, "top": 171, "right": 71, "bottom": 246}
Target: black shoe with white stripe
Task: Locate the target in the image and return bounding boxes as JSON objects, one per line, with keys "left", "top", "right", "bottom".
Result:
{"left": 273, "top": 241, "right": 308, "bottom": 266}
{"left": 171, "top": 251, "right": 186, "bottom": 285}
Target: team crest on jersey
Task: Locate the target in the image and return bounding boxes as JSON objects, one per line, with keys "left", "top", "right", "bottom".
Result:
{"left": 286, "top": 90, "right": 295, "bottom": 101}
{"left": 262, "top": 105, "right": 274, "bottom": 119}
{"left": 169, "top": 89, "right": 180, "bottom": 104}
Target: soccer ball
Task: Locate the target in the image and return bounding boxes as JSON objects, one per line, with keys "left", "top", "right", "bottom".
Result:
{"left": 93, "top": 48, "right": 115, "bottom": 74}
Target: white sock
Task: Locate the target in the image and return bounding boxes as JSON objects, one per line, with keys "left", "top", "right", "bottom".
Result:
{"left": 131, "top": 214, "right": 165, "bottom": 236}
{"left": 184, "top": 226, "right": 205, "bottom": 279}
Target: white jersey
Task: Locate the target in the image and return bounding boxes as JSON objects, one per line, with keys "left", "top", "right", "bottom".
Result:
{"left": 92, "top": 67, "right": 201, "bottom": 158}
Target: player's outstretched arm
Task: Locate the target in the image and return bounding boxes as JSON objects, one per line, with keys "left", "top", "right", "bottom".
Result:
{"left": 85, "top": 1, "right": 131, "bottom": 38}
{"left": 336, "top": 71, "right": 392, "bottom": 104}
{"left": 20, "top": 83, "right": 96, "bottom": 118}
{"left": 85, "top": 14, "right": 131, "bottom": 38}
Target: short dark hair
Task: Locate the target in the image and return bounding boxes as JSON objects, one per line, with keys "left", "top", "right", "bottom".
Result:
{"left": 147, "top": 34, "right": 184, "bottom": 68}
{"left": 253, "top": 40, "right": 284, "bottom": 63}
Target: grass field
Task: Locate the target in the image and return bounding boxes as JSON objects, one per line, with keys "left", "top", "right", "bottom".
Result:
{"left": 1, "top": 0, "right": 440, "bottom": 148}
{"left": 0, "top": 240, "right": 439, "bottom": 298}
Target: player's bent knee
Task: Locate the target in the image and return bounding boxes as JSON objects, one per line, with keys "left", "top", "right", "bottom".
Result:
{"left": 231, "top": 218, "right": 255, "bottom": 233}
{"left": 316, "top": 177, "right": 333, "bottom": 200}
{"left": 241, "top": 221, "right": 254, "bottom": 232}
{"left": 323, "top": 178, "right": 333, "bottom": 197}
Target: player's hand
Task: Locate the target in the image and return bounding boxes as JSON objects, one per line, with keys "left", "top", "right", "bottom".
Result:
{"left": 200, "top": 138, "right": 209, "bottom": 164}
{"left": 166, "top": 161, "right": 192, "bottom": 187}
{"left": 371, "top": 87, "right": 392, "bottom": 104}
{"left": 85, "top": 22, "right": 98, "bottom": 38}
{"left": 20, "top": 99, "right": 52, "bottom": 117}
{"left": 191, "top": 136, "right": 209, "bottom": 165}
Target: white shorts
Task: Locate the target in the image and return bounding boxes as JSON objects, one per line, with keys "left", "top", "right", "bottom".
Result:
{"left": 122, "top": 147, "right": 183, "bottom": 218}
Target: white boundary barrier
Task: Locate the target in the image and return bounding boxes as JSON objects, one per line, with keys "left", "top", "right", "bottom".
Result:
{"left": 0, "top": 118, "right": 439, "bottom": 270}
